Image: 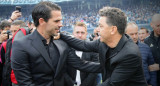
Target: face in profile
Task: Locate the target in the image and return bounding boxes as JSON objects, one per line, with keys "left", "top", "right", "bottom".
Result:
{"left": 73, "top": 26, "right": 87, "bottom": 40}
{"left": 44, "top": 10, "right": 63, "bottom": 36}
{"left": 99, "top": 16, "right": 112, "bottom": 42}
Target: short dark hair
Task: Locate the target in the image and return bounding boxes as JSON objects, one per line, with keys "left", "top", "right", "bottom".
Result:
{"left": 12, "top": 20, "right": 26, "bottom": 27}
{"left": 32, "top": 1, "right": 61, "bottom": 27}
{"left": 0, "top": 20, "right": 11, "bottom": 30}
{"left": 99, "top": 7, "right": 127, "bottom": 35}
{"left": 139, "top": 27, "right": 149, "bottom": 33}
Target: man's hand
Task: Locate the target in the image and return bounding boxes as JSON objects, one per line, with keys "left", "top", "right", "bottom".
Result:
{"left": 54, "top": 33, "right": 60, "bottom": 40}
{"left": 8, "top": 11, "right": 22, "bottom": 22}
{"left": 148, "top": 63, "right": 160, "bottom": 71}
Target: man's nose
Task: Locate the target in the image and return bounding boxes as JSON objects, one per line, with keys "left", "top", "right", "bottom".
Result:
{"left": 78, "top": 33, "right": 82, "bottom": 37}
{"left": 133, "top": 34, "right": 137, "bottom": 38}
{"left": 59, "top": 22, "right": 63, "bottom": 27}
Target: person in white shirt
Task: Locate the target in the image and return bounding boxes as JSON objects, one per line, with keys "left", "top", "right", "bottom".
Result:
{"left": 71, "top": 22, "right": 99, "bottom": 86}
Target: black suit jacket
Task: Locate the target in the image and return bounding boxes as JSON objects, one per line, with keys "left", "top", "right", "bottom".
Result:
{"left": 80, "top": 52, "right": 98, "bottom": 86}
{"left": 60, "top": 34, "right": 148, "bottom": 86}
{"left": 11, "top": 30, "right": 101, "bottom": 86}
{"left": 70, "top": 52, "right": 99, "bottom": 86}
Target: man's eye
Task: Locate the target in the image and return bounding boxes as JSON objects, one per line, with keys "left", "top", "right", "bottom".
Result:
{"left": 55, "top": 20, "right": 60, "bottom": 22}
{"left": 81, "top": 32, "right": 85, "bottom": 34}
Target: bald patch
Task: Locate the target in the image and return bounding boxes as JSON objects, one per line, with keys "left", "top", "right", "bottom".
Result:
{"left": 152, "top": 14, "right": 160, "bottom": 22}
{"left": 125, "top": 22, "right": 138, "bottom": 33}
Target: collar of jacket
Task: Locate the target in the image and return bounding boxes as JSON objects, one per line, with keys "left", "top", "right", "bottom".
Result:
{"left": 107, "top": 34, "right": 128, "bottom": 59}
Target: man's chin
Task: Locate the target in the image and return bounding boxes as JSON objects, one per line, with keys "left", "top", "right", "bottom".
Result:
{"left": 53, "top": 33, "right": 59, "bottom": 36}
{"left": 100, "top": 38, "right": 103, "bottom": 42}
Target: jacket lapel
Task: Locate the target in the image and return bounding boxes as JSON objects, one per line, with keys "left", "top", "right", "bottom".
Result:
{"left": 99, "top": 42, "right": 108, "bottom": 67}
{"left": 53, "top": 40, "right": 65, "bottom": 78}
{"left": 81, "top": 52, "right": 85, "bottom": 60}
{"left": 30, "top": 31, "right": 54, "bottom": 71}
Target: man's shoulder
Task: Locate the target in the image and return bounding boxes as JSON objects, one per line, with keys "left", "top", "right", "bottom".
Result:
{"left": 54, "top": 39, "right": 69, "bottom": 48}
{"left": 144, "top": 34, "right": 154, "bottom": 45}
{"left": 13, "top": 34, "right": 31, "bottom": 45}
{"left": 138, "top": 42, "right": 151, "bottom": 52}
{"left": 123, "top": 40, "right": 140, "bottom": 55}
{"left": 138, "top": 42, "right": 150, "bottom": 48}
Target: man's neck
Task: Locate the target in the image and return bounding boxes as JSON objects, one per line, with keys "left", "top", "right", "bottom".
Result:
{"left": 37, "top": 28, "right": 51, "bottom": 44}
{"left": 154, "top": 31, "right": 159, "bottom": 38}
{"left": 104, "top": 34, "right": 122, "bottom": 48}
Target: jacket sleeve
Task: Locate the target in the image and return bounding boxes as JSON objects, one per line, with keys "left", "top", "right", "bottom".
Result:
{"left": 98, "top": 54, "right": 141, "bottom": 86}
{"left": 11, "top": 41, "right": 36, "bottom": 86}
{"left": 60, "top": 33, "right": 100, "bottom": 53}
{"left": 67, "top": 49, "right": 101, "bottom": 73}
{"left": 0, "top": 45, "right": 6, "bottom": 85}
{"left": 81, "top": 53, "right": 99, "bottom": 86}
{"left": 81, "top": 73, "right": 97, "bottom": 86}
{"left": 148, "top": 48, "right": 157, "bottom": 86}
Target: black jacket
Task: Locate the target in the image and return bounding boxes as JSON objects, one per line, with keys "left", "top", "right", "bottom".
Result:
{"left": 60, "top": 34, "right": 148, "bottom": 86}
{"left": 11, "top": 30, "right": 101, "bottom": 86}
{"left": 1, "top": 38, "right": 12, "bottom": 86}
{"left": 144, "top": 31, "right": 160, "bottom": 64}
{"left": 69, "top": 52, "right": 99, "bottom": 86}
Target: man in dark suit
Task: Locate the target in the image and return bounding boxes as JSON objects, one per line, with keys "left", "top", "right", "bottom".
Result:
{"left": 60, "top": 7, "right": 148, "bottom": 86}
{"left": 11, "top": 1, "right": 101, "bottom": 86}
{"left": 71, "top": 22, "right": 99, "bottom": 86}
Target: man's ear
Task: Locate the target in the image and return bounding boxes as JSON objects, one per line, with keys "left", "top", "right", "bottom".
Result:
{"left": 111, "top": 26, "right": 117, "bottom": 35}
{"left": 39, "top": 18, "right": 45, "bottom": 25}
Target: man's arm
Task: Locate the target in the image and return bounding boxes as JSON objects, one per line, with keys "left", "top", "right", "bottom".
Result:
{"left": 147, "top": 49, "right": 157, "bottom": 86}
{"left": 67, "top": 49, "right": 101, "bottom": 73}
{"left": 8, "top": 11, "right": 22, "bottom": 23}
{"left": 0, "top": 44, "right": 6, "bottom": 84}
{"left": 98, "top": 54, "right": 141, "bottom": 86}
{"left": 81, "top": 53, "right": 99, "bottom": 86}
{"left": 11, "top": 41, "right": 35, "bottom": 86}
{"left": 60, "top": 33, "right": 100, "bottom": 53}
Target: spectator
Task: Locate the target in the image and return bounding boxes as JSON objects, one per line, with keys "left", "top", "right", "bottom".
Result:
{"left": 139, "top": 27, "right": 150, "bottom": 42}
{"left": 0, "top": 20, "right": 26, "bottom": 86}
{"left": 0, "top": 20, "right": 11, "bottom": 45}
{"left": 144, "top": 14, "right": 160, "bottom": 86}
{"left": 126, "top": 22, "right": 157, "bottom": 86}
{"left": 71, "top": 22, "right": 99, "bottom": 86}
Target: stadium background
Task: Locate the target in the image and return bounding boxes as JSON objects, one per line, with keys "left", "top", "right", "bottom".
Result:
{"left": 0, "top": 0, "right": 160, "bottom": 36}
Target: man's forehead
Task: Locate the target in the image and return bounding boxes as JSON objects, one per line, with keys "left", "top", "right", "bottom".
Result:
{"left": 99, "top": 17, "right": 106, "bottom": 22}
{"left": 154, "top": 21, "right": 160, "bottom": 25}
{"left": 51, "top": 11, "right": 62, "bottom": 17}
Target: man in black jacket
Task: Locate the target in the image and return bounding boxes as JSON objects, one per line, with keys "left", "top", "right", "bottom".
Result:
{"left": 11, "top": 1, "right": 101, "bottom": 86}
{"left": 60, "top": 6, "right": 147, "bottom": 86}
{"left": 144, "top": 14, "right": 160, "bottom": 86}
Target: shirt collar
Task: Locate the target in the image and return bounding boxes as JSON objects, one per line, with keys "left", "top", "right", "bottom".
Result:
{"left": 35, "top": 30, "right": 53, "bottom": 45}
